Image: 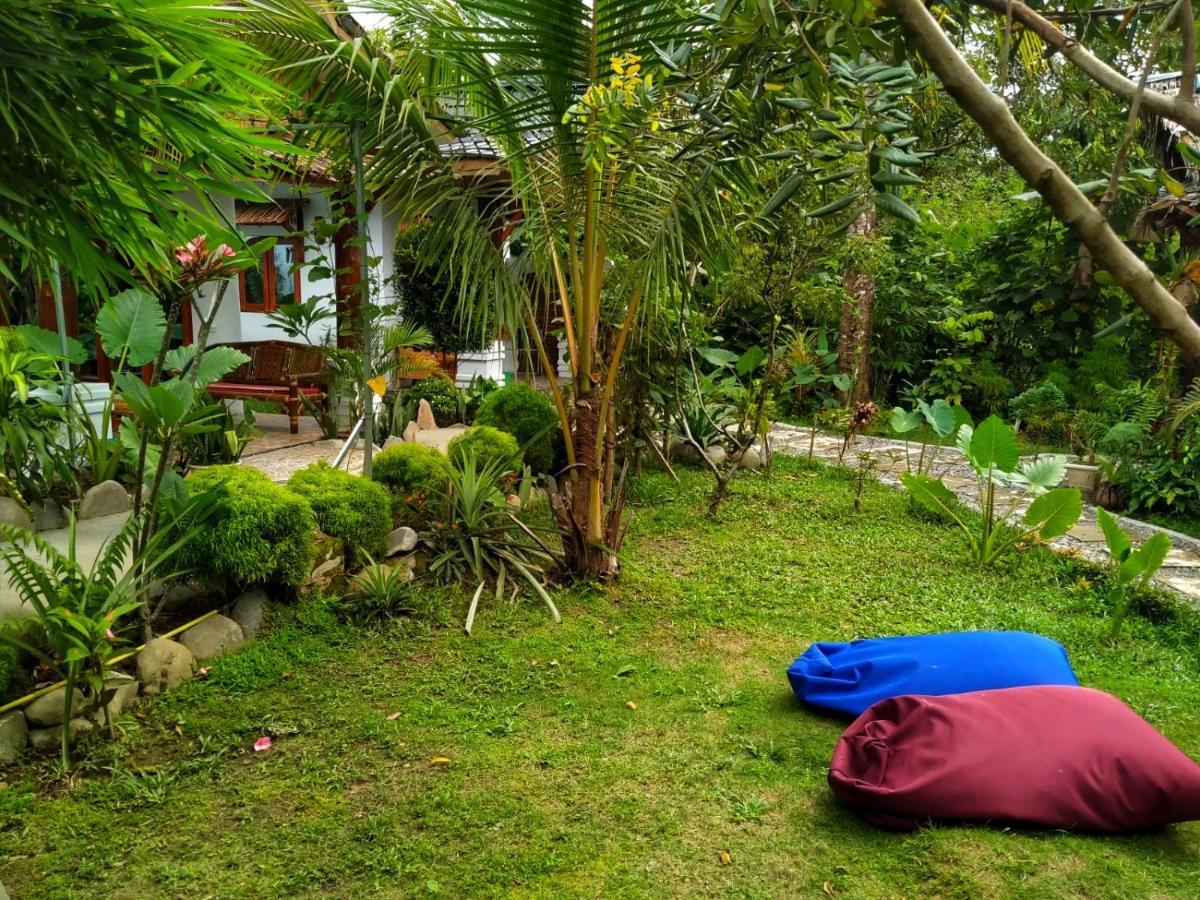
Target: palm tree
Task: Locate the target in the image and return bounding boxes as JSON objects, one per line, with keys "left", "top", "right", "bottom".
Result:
{"left": 0, "top": 0, "right": 290, "bottom": 291}
{"left": 242, "top": 0, "right": 732, "bottom": 577}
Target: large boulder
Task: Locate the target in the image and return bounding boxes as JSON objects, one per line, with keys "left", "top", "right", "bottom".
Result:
{"left": 25, "top": 686, "right": 87, "bottom": 727}
{"left": 29, "top": 718, "right": 93, "bottom": 753}
{"left": 177, "top": 615, "right": 244, "bottom": 662}
{"left": 415, "top": 398, "right": 438, "bottom": 430}
{"left": 32, "top": 500, "right": 65, "bottom": 532}
{"left": 0, "top": 711, "right": 28, "bottom": 765}
{"left": 77, "top": 480, "right": 131, "bottom": 519}
{"left": 230, "top": 589, "right": 269, "bottom": 640}
{"left": 137, "top": 638, "right": 196, "bottom": 696}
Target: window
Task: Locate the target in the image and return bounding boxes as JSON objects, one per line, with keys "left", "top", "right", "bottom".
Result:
{"left": 240, "top": 238, "right": 303, "bottom": 312}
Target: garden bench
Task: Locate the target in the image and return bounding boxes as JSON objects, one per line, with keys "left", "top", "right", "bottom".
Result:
{"left": 204, "top": 340, "right": 327, "bottom": 434}
{"left": 112, "top": 340, "right": 328, "bottom": 435}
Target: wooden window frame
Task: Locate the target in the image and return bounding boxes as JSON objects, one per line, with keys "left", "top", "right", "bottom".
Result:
{"left": 239, "top": 237, "right": 303, "bottom": 313}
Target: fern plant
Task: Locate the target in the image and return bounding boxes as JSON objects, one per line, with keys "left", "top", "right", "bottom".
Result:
{"left": 0, "top": 510, "right": 195, "bottom": 767}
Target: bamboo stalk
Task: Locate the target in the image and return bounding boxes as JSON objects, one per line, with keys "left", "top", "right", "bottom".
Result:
{"left": 0, "top": 608, "right": 220, "bottom": 717}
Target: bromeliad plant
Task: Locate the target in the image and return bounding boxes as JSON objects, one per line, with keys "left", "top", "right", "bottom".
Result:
{"left": 426, "top": 453, "right": 561, "bottom": 635}
{"left": 1095, "top": 508, "right": 1172, "bottom": 640}
{"left": 900, "top": 415, "right": 1082, "bottom": 567}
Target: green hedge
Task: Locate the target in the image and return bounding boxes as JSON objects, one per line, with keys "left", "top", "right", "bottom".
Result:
{"left": 448, "top": 425, "right": 522, "bottom": 475}
{"left": 372, "top": 442, "right": 452, "bottom": 526}
{"left": 402, "top": 377, "right": 460, "bottom": 427}
{"left": 288, "top": 462, "right": 391, "bottom": 566}
{"left": 181, "top": 465, "right": 316, "bottom": 594}
{"left": 474, "top": 382, "right": 561, "bottom": 472}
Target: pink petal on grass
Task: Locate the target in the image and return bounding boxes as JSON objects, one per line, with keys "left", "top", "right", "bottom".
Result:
{"left": 253, "top": 736, "right": 272, "bottom": 752}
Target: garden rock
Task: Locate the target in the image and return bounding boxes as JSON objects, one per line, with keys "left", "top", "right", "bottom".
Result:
{"left": 385, "top": 526, "right": 418, "bottom": 556}
{"left": 737, "top": 444, "right": 766, "bottom": 469}
{"left": 25, "top": 686, "right": 87, "bottom": 727}
{"left": 178, "top": 615, "right": 244, "bottom": 661}
{"left": 705, "top": 446, "right": 727, "bottom": 467}
{"left": 32, "top": 500, "right": 65, "bottom": 532}
{"left": 0, "top": 497, "right": 33, "bottom": 530}
{"left": 29, "top": 717, "right": 93, "bottom": 752}
{"left": 230, "top": 589, "right": 269, "bottom": 640}
{"left": 0, "top": 711, "right": 28, "bottom": 764}
{"left": 137, "top": 638, "right": 196, "bottom": 696}
{"left": 78, "top": 480, "right": 131, "bottom": 519}
{"left": 402, "top": 421, "right": 419, "bottom": 442}
{"left": 382, "top": 435, "right": 406, "bottom": 450}
{"left": 415, "top": 398, "right": 438, "bottom": 430}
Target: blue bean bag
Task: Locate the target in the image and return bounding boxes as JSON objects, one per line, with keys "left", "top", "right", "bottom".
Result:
{"left": 787, "top": 631, "right": 1078, "bottom": 717}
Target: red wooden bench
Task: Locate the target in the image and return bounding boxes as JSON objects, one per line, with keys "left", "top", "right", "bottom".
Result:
{"left": 112, "top": 340, "right": 328, "bottom": 435}
{"left": 205, "top": 340, "right": 327, "bottom": 434}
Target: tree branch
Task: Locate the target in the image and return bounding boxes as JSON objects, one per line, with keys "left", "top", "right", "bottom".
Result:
{"left": 1180, "top": 0, "right": 1196, "bottom": 103}
{"left": 967, "top": 0, "right": 1200, "bottom": 133}
{"left": 890, "top": 0, "right": 1200, "bottom": 366}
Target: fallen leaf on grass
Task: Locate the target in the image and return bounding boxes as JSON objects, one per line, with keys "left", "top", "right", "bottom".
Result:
{"left": 430, "top": 756, "right": 451, "bottom": 766}
{"left": 717, "top": 850, "right": 731, "bottom": 866}
{"left": 386, "top": 711, "right": 401, "bottom": 721}
{"left": 626, "top": 701, "right": 638, "bottom": 710}
{"left": 823, "top": 882, "right": 835, "bottom": 896}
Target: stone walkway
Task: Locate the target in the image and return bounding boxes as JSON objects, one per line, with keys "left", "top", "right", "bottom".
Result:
{"left": 769, "top": 423, "right": 1200, "bottom": 604}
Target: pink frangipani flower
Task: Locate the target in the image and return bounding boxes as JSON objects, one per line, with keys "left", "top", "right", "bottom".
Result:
{"left": 253, "top": 736, "right": 272, "bottom": 752}
{"left": 105, "top": 628, "right": 115, "bottom": 641}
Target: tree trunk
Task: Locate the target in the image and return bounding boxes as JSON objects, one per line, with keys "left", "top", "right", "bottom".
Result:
{"left": 837, "top": 205, "right": 877, "bottom": 405}
{"left": 333, "top": 185, "right": 362, "bottom": 350}
{"left": 887, "top": 0, "right": 1200, "bottom": 369}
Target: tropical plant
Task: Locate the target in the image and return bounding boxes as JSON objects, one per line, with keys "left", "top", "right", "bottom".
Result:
{"left": 426, "top": 453, "right": 561, "bottom": 634}
{"left": 0, "top": 0, "right": 286, "bottom": 289}
{"left": 0, "top": 327, "right": 80, "bottom": 502}
{"left": 1095, "top": 508, "right": 1172, "bottom": 639}
{"left": 900, "top": 415, "right": 1082, "bottom": 566}
{"left": 0, "top": 508, "right": 199, "bottom": 766}
{"left": 458, "top": 375, "right": 500, "bottom": 424}
{"left": 336, "top": 552, "right": 417, "bottom": 624}
{"left": 71, "top": 395, "right": 127, "bottom": 488}
{"left": 393, "top": 220, "right": 488, "bottom": 354}
{"left": 889, "top": 398, "right": 963, "bottom": 475}
{"left": 178, "top": 404, "right": 262, "bottom": 468}
{"left": 1009, "top": 382, "right": 1070, "bottom": 441}
{"left": 287, "top": 462, "right": 392, "bottom": 567}
{"left": 474, "top": 382, "right": 561, "bottom": 473}
{"left": 265, "top": 297, "right": 337, "bottom": 343}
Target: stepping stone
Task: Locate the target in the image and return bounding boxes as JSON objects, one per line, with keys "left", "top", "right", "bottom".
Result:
{"left": 1068, "top": 522, "right": 1107, "bottom": 543}
{"left": 1162, "top": 550, "right": 1200, "bottom": 569}
{"left": 77, "top": 480, "right": 131, "bottom": 520}
{"left": 1160, "top": 576, "right": 1200, "bottom": 601}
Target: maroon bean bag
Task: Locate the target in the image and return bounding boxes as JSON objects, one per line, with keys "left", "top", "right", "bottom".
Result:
{"left": 828, "top": 686, "right": 1200, "bottom": 833}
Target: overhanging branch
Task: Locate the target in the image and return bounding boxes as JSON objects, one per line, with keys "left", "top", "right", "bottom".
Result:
{"left": 890, "top": 0, "right": 1200, "bottom": 366}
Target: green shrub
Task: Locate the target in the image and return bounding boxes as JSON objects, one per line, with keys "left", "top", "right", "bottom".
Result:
{"left": 474, "top": 381, "right": 562, "bottom": 472}
{"left": 401, "top": 377, "right": 460, "bottom": 427}
{"left": 180, "top": 465, "right": 316, "bottom": 594}
{"left": 1009, "top": 382, "right": 1069, "bottom": 439}
{"left": 287, "top": 462, "right": 391, "bottom": 567}
{"left": 448, "top": 426, "right": 522, "bottom": 475}
{"left": 372, "top": 442, "right": 452, "bottom": 526}
{"left": 0, "top": 644, "right": 24, "bottom": 702}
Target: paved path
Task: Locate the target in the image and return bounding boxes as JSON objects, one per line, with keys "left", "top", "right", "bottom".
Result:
{"left": 769, "top": 423, "right": 1200, "bottom": 604}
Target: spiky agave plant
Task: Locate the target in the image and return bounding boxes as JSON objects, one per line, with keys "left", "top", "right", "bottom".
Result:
{"left": 0, "top": 508, "right": 201, "bottom": 767}
{"left": 426, "top": 452, "right": 561, "bottom": 635}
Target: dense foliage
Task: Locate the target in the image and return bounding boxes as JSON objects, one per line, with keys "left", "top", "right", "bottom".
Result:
{"left": 447, "top": 426, "right": 522, "bottom": 476}
{"left": 371, "top": 442, "right": 452, "bottom": 526}
{"left": 181, "top": 465, "right": 316, "bottom": 594}
{"left": 473, "top": 382, "right": 561, "bottom": 473}
{"left": 287, "top": 462, "right": 391, "bottom": 567}
{"left": 401, "top": 377, "right": 460, "bottom": 427}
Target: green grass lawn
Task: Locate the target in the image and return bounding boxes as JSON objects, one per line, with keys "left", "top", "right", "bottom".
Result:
{"left": 3, "top": 457, "right": 1200, "bottom": 898}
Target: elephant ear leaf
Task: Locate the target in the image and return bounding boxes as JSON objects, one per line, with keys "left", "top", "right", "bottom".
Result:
{"left": 890, "top": 407, "right": 922, "bottom": 433}
{"left": 97, "top": 288, "right": 166, "bottom": 368}
{"left": 1096, "top": 507, "right": 1132, "bottom": 563}
{"left": 899, "top": 473, "right": 959, "bottom": 520}
{"left": 1017, "top": 455, "right": 1067, "bottom": 494}
{"left": 924, "top": 399, "right": 957, "bottom": 438}
{"left": 969, "top": 415, "right": 1020, "bottom": 473}
{"left": 1023, "top": 487, "right": 1082, "bottom": 540}
{"left": 1118, "top": 531, "right": 1171, "bottom": 587}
